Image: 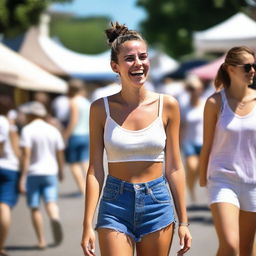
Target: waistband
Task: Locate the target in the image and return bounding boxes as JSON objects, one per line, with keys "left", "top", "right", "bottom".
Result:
{"left": 106, "top": 175, "right": 166, "bottom": 193}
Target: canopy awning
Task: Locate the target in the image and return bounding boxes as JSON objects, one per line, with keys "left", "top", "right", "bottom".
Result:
{"left": 193, "top": 13, "right": 256, "bottom": 55}
{"left": 0, "top": 43, "right": 67, "bottom": 93}
{"left": 189, "top": 56, "right": 225, "bottom": 80}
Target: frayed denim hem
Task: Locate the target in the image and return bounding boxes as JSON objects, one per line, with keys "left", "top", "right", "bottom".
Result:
{"left": 95, "top": 219, "right": 175, "bottom": 243}
{"left": 95, "top": 225, "right": 137, "bottom": 242}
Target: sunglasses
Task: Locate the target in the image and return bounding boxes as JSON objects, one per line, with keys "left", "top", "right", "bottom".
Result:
{"left": 235, "top": 63, "right": 256, "bottom": 73}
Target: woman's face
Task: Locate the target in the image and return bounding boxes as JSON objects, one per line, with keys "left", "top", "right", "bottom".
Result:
{"left": 186, "top": 84, "right": 203, "bottom": 97}
{"left": 229, "top": 52, "right": 255, "bottom": 86}
{"left": 111, "top": 40, "right": 150, "bottom": 87}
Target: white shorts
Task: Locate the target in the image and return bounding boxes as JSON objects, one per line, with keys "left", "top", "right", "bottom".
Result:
{"left": 207, "top": 178, "right": 256, "bottom": 212}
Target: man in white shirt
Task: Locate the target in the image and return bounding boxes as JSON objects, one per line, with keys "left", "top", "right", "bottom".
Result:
{"left": 19, "top": 101, "right": 65, "bottom": 249}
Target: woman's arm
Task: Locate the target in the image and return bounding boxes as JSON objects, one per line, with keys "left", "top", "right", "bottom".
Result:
{"left": 56, "top": 150, "right": 65, "bottom": 182}
{"left": 199, "top": 93, "right": 220, "bottom": 187}
{"left": 9, "top": 128, "right": 20, "bottom": 159}
{"left": 0, "top": 142, "right": 4, "bottom": 157}
{"left": 63, "top": 98, "right": 78, "bottom": 141}
{"left": 179, "top": 111, "right": 186, "bottom": 148}
{"left": 164, "top": 95, "right": 191, "bottom": 255}
{"left": 81, "top": 99, "right": 105, "bottom": 256}
{"left": 19, "top": 146, "right": 31, "bottom": 194}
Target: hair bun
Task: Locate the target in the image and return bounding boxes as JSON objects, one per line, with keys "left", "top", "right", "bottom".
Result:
{"left": 105, "top": 22, "right": 129, "bottom": 45}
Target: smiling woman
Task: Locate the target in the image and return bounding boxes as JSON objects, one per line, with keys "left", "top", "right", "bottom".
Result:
{"left": 107, "top": 26, "right": 149, "bottom": 88}
{"left": 81, "top": 22, "right": 191, "bottom": 256}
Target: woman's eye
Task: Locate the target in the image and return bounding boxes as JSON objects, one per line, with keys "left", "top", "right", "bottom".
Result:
{"left": 139, "top": 54, "right": 148, "bottom": 60}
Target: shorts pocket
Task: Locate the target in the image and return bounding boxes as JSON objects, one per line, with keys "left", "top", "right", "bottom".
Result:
{"left": 102, "top": 182, "right": 120, "bottom": 201}
{"left": 149, "top": 182, "right": 172, "bottom": 204}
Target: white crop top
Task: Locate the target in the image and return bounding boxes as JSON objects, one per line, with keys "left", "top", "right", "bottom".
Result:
{"left": 103, "top": 94, "right": 166, "bottom": 162}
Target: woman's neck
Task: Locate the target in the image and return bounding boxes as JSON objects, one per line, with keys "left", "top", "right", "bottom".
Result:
{"left": 120, "top": 85, "right": 148, "bottom": 107}
{"left": 190, "top": 95, "right": 200, "bottom": 106}
{"left": 227, "top": 83, "right": 250, "bottom": 101}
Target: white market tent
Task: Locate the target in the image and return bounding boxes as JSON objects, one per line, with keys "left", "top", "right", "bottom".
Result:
{"left": 149, "top": 49, "right": 179, "bottom": 82}
{"left": 20, "top": 27, "right": 179, "bottom": 82}
{"left": 19, "top": 27, "right": 116, "bottom": 80}
{"left": 193, "top": 12, "right": 256, "bottom": 55}
{"left": 18, "top": 13, "right": 178, "bottom": 82}
{"left": 0, "top": 43, "right": 67, "bottom": 93}
{"left": 19, "top": 27, "right": 65, "bottom": 76}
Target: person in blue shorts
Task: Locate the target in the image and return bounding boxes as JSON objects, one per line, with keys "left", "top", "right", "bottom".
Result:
{"left": 0, "top": 95, "right": 20, "bottom": 256}
{"left": 19, "top": 101, "right": 65, "bottom": 249}
{"left": 64, "top": 79, "right": 90, "bottom": 196}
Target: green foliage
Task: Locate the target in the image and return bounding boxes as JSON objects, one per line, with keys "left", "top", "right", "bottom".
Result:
{"left": 137, "top": 0, "right": 247, "bottom": 58}
{"left": 50, "top": 17, "right": 110, "bottom": 54}
{"left": 0, "top": 0, "right": 8, "bottom": 28}
{"left": 0, "top": 0, "right": 71, "bottom": 37}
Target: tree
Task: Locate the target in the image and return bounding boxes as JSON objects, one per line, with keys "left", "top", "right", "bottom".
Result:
{"left": 137, "top": 0, "right": 247, "bottom": 58}
{"left": 50, "top": 16, "right": 111, "bottom": 54}
{"left": 0, "top": 0, "right": 71, "bottom": 37}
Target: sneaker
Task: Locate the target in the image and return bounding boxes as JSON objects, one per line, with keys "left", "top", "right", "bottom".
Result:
{"left": 50, "top": 219, "right": 63, "bottom": 246}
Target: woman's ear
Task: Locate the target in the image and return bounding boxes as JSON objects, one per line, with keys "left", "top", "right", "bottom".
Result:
{"left": 110, "top": 61, "right": 119, "bottom": 74}
{"left": 226, "top": 64, "right": 235, "bottom": 75}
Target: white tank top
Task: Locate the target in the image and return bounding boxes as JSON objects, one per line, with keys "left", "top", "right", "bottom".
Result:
{"left": 0, "top": 115, "right": 19, "bottom": 171}
{"left": 181, "top": 100, "right": 205, "bottom": 145}
{"left": 207, "top": 90, "right": 256, "bottom": 184}
{"left": 103, "top": 94, "right": 166, "bottom": 162}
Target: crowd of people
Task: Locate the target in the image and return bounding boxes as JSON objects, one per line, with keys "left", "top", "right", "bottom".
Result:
{"left": 0, "top": 78, "right": 91, "bottom": 255}
{"left": 0, "top": 22, "right": 256, "bottom": 256}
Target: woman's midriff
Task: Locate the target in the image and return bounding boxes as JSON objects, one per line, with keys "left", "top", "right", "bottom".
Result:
{"left": 108, "top": 161, "right": 164, "bottom": 183}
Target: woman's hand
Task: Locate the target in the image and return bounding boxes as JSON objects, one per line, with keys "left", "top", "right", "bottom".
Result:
{"left": 81, "top": 226, "right": 96, "bottom": 256}
{"left": 177, "top": 226, "right": 192, "bottom": 255}
{"left": 18, "top": 175, "right": 26, "bottom": 194}
{"left": 199, "top": 175, "right": 207, "bottom": 187}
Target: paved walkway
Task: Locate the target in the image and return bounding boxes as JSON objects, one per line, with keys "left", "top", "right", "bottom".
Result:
{"left": 6, "top": 166, "right": 218, "bottom": 256}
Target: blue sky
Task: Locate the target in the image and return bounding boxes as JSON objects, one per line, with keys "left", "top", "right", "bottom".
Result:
{"left": 50, "top": 0, "right": 147, "bottom": 30}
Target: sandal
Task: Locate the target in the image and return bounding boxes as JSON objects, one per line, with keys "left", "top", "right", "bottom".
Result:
{"left": 50, "top": 219, "right": 63, "bottom": 246}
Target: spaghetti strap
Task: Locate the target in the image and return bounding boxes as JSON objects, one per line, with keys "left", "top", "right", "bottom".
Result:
{"left": 220, "top": 89, "right": 226, "bottom": 103}
{"left": 219, "top": 90, "right": 226, "bottom": 113}
{"left": 158, "top": 94, "right": 163, "bottom": 117}
{"left": 103, "top": 97, "right": 110, "bottom": 116}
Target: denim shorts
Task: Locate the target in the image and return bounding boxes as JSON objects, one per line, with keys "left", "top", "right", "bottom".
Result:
{"left": 0, "top": 168, "right": 20, "bottom": 207}
{"left": 65, "top": 135, "right": 89, "bottom": 163}
{"left": 96, "top": 175, "right": 175, "bottom": 242}
{"left": 182, "top": 142, "right": 202, "bottom": 157}
{"left": 26, "top": 175, "right": 58, "bottom": 208}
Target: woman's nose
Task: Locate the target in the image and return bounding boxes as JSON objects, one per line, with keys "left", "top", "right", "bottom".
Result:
{"left": 134, "top": 57, "right": 142, "bottom": 65}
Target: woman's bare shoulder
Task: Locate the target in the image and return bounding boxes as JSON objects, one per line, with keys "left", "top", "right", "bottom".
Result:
{"left": 160, "top": 94, "right": 180, "bottom": 124}
{"left": 161, "top": 94, "right": 178, "bottom": 107}
{"left": 90, "top": 98, "right": 107, "bottom": 123}
{"left": 205, "top": 91, "right": 222, "bottom": 112}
